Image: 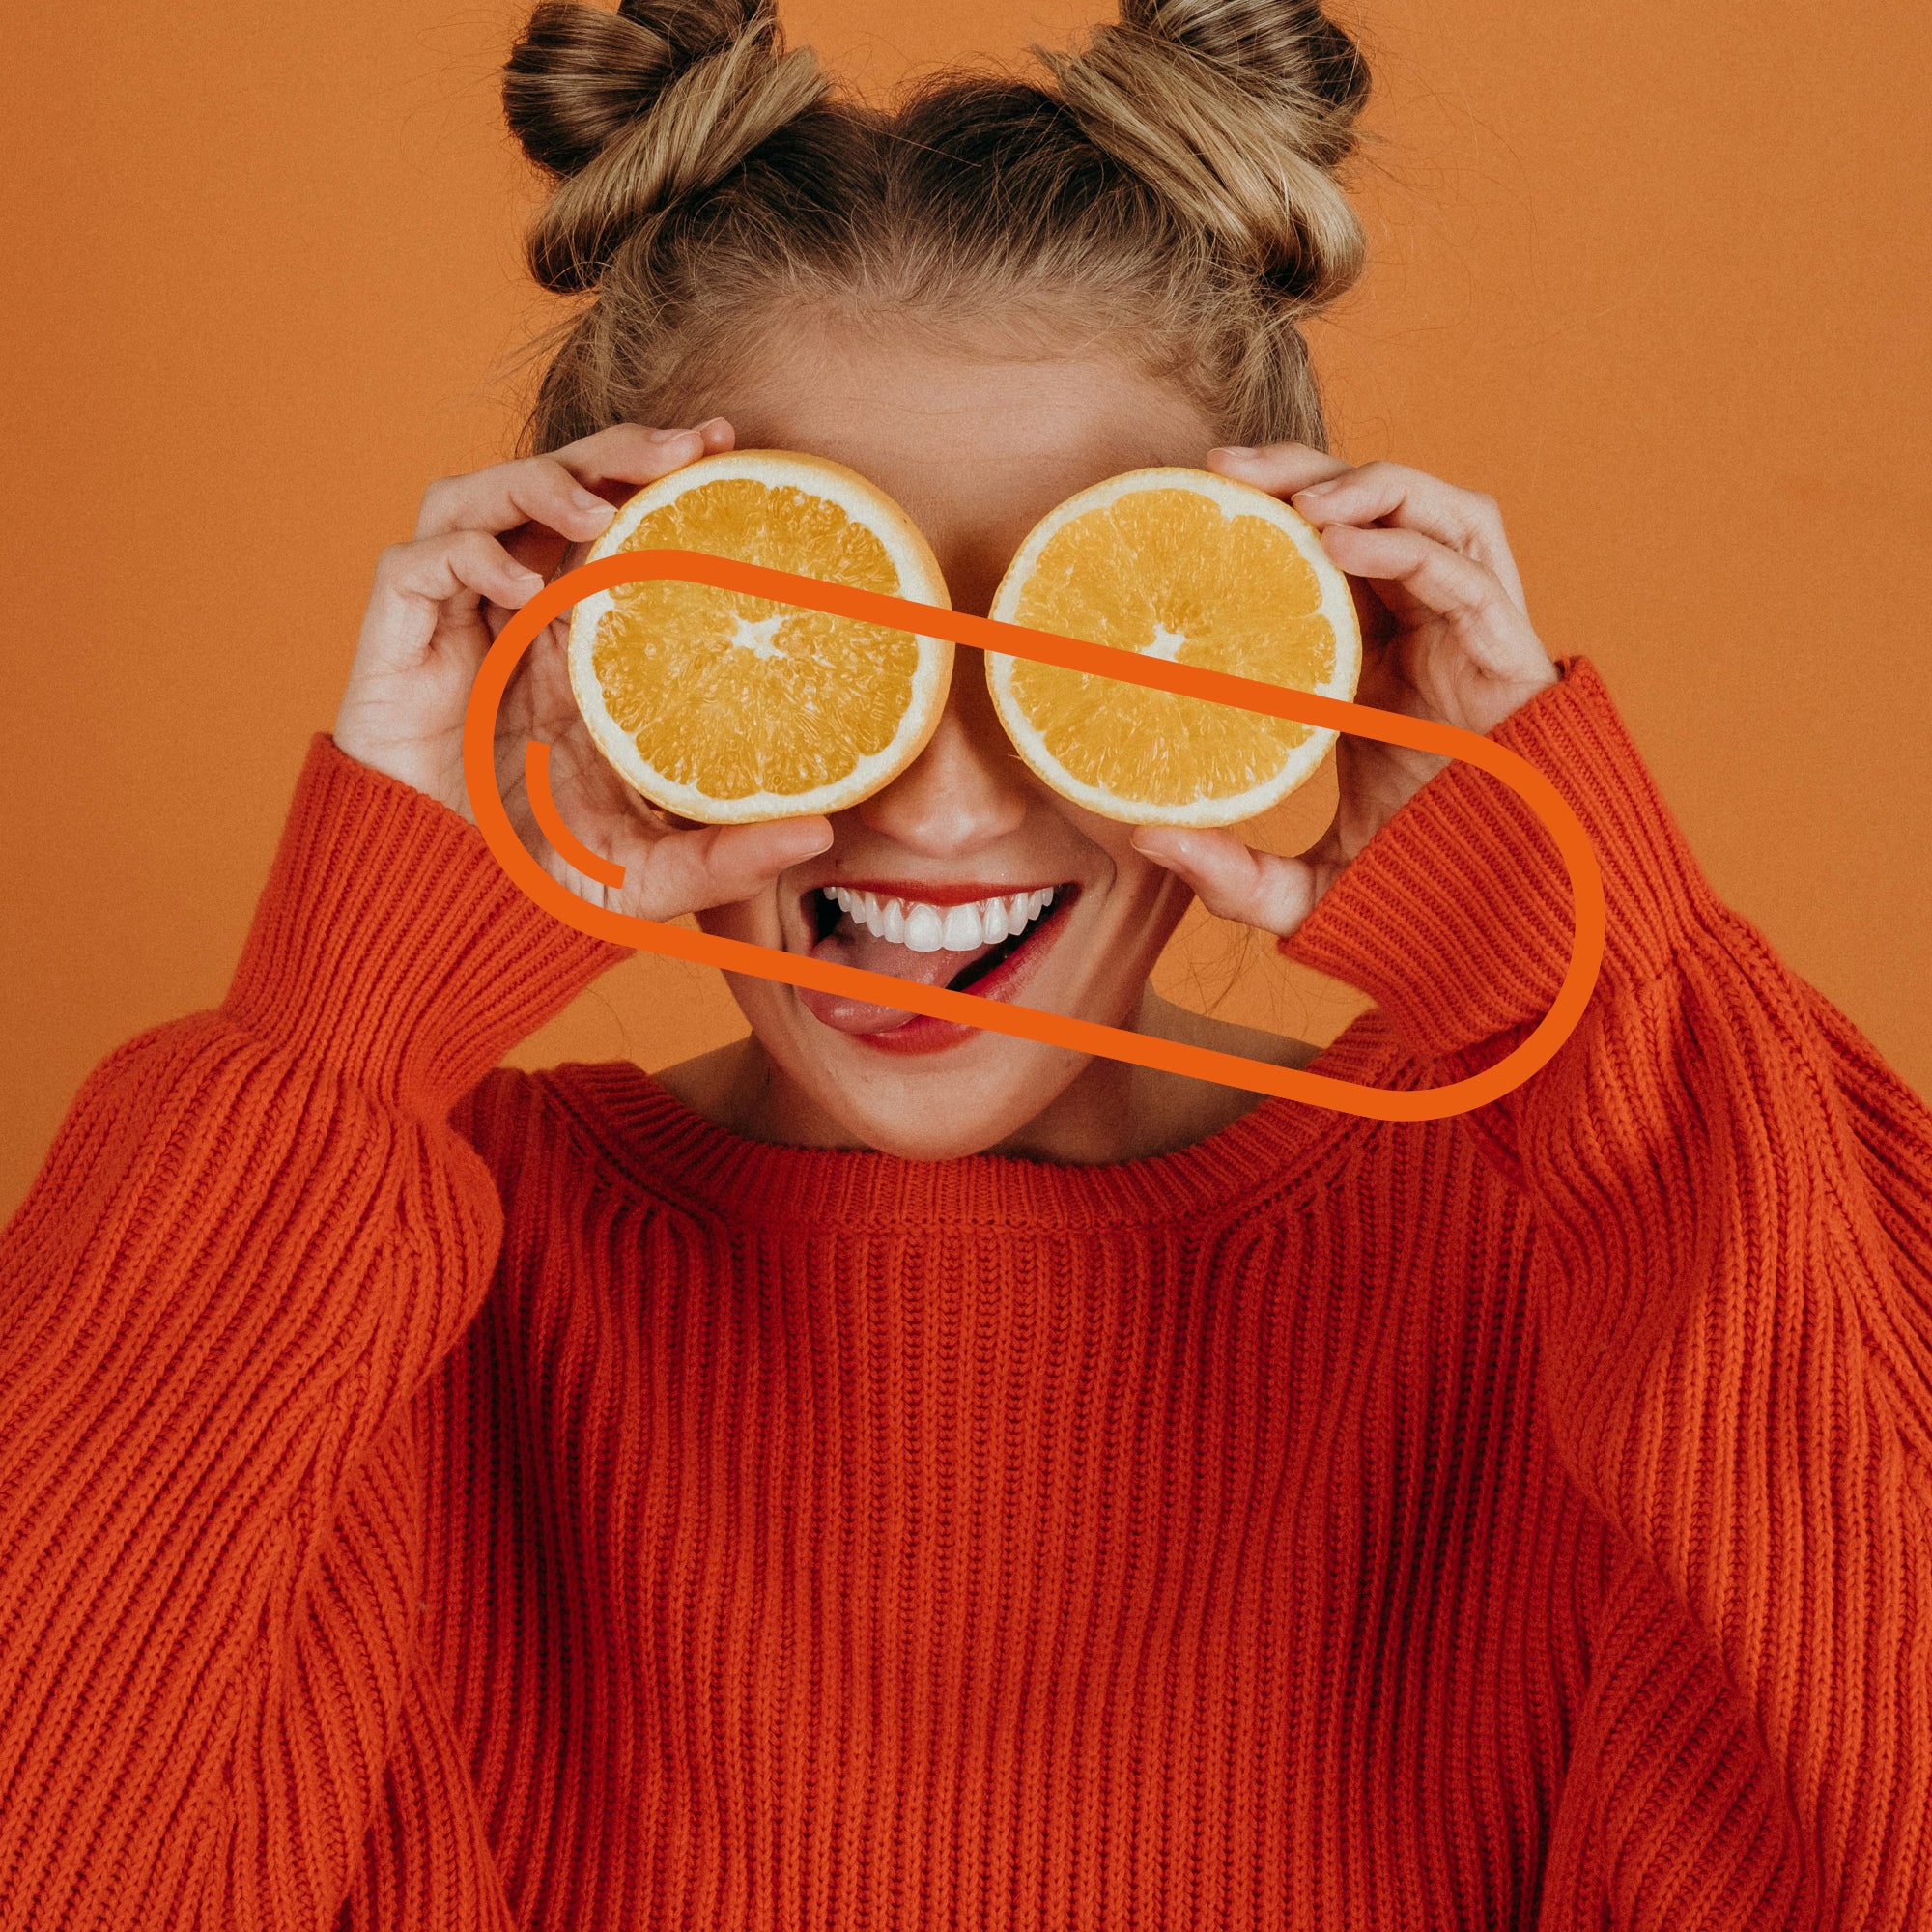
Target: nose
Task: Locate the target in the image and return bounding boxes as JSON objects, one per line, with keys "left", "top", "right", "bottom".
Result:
{"left": 854, "top": 657, "right": 1030, "bottom": 854}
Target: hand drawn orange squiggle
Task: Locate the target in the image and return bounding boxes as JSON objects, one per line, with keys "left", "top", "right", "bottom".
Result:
{"left": 462, "top": 550, "right": 1605, "bottom": 1120}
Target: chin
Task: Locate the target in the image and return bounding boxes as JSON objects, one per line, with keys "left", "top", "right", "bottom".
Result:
{"left": 706, "top": 856, "right": 1164, "bottom": 1158}
{"left": 768, "top": 1018, "right": 1096, "bottom": 1160}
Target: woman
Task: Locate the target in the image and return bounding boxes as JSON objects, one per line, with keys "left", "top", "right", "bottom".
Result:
{"left": 3, "top": 0, "right": 1927, "bottom": 1925}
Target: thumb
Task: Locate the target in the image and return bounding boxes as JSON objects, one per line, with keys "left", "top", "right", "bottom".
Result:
{"left": 628, "top": 815, "right": 835, "bottom": 922}
{"left": 1130, "top": 825, "right": 1324, "bottom": 940}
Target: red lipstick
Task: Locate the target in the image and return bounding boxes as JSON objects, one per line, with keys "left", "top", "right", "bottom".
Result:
{"left": 795, "top": 882, "right": 1078, "bottom": 1055}
{"left": 809, "top": 877, "right": 1067, "bottom": 905}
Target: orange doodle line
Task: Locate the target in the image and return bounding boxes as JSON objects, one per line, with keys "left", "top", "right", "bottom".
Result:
{"left": 462, "top": 549, "right": 1605, "bottom": 1120}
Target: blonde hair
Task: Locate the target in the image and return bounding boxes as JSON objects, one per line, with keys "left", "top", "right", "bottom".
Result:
{"left": 501, "top": 0, "right": 1376, "bottom": 458}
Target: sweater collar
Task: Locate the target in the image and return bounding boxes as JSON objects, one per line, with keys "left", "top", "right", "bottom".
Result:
{"left": 535, "top": 1008, "right": 1407, "bottom": 1232}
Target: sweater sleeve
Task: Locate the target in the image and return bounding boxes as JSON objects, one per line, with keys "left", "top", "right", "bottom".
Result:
{"left": 0, "top": 733, "right": 632, "bottom": 1929}
{"left": 1279, "top": 654, "right": 1932, "bottom": 1928}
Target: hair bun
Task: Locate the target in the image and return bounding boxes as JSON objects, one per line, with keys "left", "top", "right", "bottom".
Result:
{"left": 1035, "top": 0, "right": 1373, "bottom": 310}
{"left": 504, "top": 0, "right": 830, "bottom": 293}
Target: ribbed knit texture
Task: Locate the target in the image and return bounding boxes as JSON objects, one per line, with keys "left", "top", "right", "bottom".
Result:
{"left": 3, "top": 654, "right": 1929, "bottom": 1931}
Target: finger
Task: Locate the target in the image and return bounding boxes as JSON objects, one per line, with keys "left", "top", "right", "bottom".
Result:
{"left": 1315, "top": 524, "right": 1543, "bottom": 680}
{"left": 1205, "top": 440, "right": 1350, "bottom": 496}
{"left": 518, "top": 620, "right": 581, "bottom": 736}
{"left": 1130, "top": 824, "right": 1323, "bottom": 940}
{"left": 1289, "top": 461, "right": 1527, "bottom": 614}
{"left": 545, "top": 420, "right": 739, "bottom": 582}
{"left": 630, "top": 816, "right": 835, "bottom": 921}
{"left": 546, "top": 417, "right": 734, "bottom": 500}
{"left": 375, "top": 529, "right": 546, "bottom": 629}
{"left": 415, "top": 429, "right": 703, "bottom": 541}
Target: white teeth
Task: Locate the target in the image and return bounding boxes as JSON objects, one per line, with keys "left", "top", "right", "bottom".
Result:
{"left": 818, "top": 884, "right": 1065, "bottom": 952}
{"left": 941, "top": 903, "right": 981, "bottom": 950}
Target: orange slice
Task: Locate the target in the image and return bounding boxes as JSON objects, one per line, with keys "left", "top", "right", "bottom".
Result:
{"left": 567, "top": 449, "right": 952, "bottom": 822}
{"left": 985, "top": 467, "right": 1362, "bottom": 826}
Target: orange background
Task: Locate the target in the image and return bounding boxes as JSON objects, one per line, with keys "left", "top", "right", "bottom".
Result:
{"left": 4, "top": 0, "right": 1927, "bottom": 1216}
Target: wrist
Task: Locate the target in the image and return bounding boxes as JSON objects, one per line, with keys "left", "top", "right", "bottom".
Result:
{"left": 222, "top": 732, "right": 629, "bottom": 1115}
{"left": 328, "top": 716, "right": 467, "bottom": 820}
{"left": 1279, "top": 655, "right": 1721, "bottom": 1060}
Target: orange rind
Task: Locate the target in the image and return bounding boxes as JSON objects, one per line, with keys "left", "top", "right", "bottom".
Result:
{"left": 465, "top": 550, "right": 1605, "bottom": 1119}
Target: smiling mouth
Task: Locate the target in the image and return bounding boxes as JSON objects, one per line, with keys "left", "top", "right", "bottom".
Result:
{"left": 814, "top": 884, "right": 1062, "bottom": 982}
{"left": 796, "top": 880, "right": 1079, "bottom": 1044}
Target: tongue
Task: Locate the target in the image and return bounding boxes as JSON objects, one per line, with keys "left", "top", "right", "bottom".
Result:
{"left": 801, "top": 921, "right": 999, "bottom": 1034}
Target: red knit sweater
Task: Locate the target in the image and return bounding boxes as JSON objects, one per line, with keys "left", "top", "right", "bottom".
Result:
{"left": 3, "top": 655, "right": 1928, "bottom": 1931}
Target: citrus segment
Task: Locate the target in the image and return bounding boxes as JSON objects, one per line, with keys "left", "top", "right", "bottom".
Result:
{"left": 567, "top": 451, "right": 952, "bottom": 822}
{"left": 986, "top": 468, "right": 1362, "bottom": 826}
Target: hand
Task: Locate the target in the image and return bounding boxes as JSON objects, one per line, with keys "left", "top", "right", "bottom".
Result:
{"left": 331, "top": 418, "right": 833, "bottom": 923}
{"left": 1130, "top": 442, "right": 1560, "bottom": 941}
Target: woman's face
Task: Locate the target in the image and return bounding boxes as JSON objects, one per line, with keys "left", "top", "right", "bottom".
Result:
{"left": 620, "top": 321, "right": 1246, "bottom": 1161}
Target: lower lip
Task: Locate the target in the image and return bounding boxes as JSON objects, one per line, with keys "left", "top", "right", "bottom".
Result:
{"left": 821, "top": 896, "right": 1073, "bottom": 1057}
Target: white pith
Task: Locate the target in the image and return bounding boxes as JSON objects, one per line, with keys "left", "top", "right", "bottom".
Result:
{"left": 982, "top": 466, "right": 1364, "bottom": 828}
{"left": 565, "top": 449, "right": 954, "bottom": 824}
{"left": 822, "top": 885, "right": 1058, "bottom": 954}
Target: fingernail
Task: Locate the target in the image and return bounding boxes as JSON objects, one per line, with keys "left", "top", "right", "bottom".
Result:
{"left": 1208, "top": 445, "right": 1256, "bottom": 460}
{"left": 1293, "top": 479, "right": 1339, "bottom": 498}
{"left": 577, "top": 493, "right": 616, "bottom": 523}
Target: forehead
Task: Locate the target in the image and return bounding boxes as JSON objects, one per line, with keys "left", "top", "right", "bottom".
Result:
{"left": 715, "top": 317, "right": 1217, "bottom": 607}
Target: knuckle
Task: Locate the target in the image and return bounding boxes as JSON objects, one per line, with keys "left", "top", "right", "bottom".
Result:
{"left": 448, "top": 526, "right": 497, "bottom": 560}
{"left": 1445, "top": 562, "right": 1496, "bottom": 617}
{"left": 1463, "top": 490, "right": 1503, "bottom": 535}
